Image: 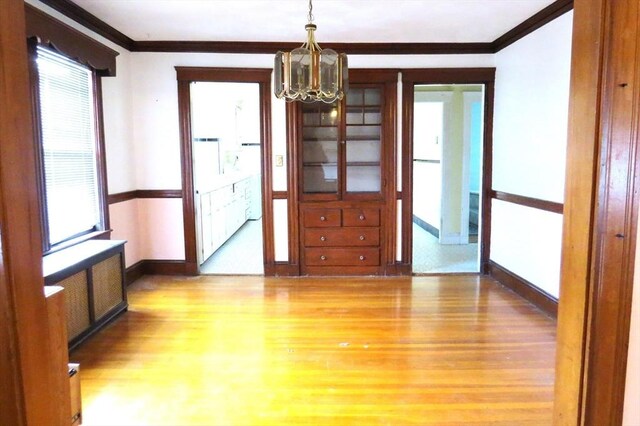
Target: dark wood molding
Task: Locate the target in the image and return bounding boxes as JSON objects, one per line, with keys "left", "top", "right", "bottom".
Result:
{"left": 401, "top": 68, "right": 496, "bottom": 272}
{"left": 24, "top": 4, "right": 119, "bottom": 76}
{"left": 490, "top": 190, "right": 564, "bottom": 214}
{"left": 136, "top": 189, "right": 182, "bottom": 199}
{"left": 94, "top": 77, "right": 110, "bottom": 231}
{"left": 492, "top": 0, "right": 574, "bottom": 52}
{"left": 35, "top": 0, "right": 134, "bottom": 51}
{"left": 107, "top": 190, "right": 137, "bottom": 204}
{"left": 272, "top": 191, "right": 288, "bottom": 200}
{"left": 176, "top": 67, "right": 273, "bottom": 276}
{"left": 136, "top": 41, "right": 494, "bottom": 55}
{"left": 270, "top": 263, "right": 301, "bottom": 277}
{"left": 125, "top": 260, "right": 145, "bottom": 285}
{"left": 481, "top": 81, "right": 495, "bottom": 274}
{"left": 143, "top": 260, "right": 191, "bottom": 275}
{"left": 487, "top": 261, "right": 558, "bottom": 318}
{"left": 107, "top": 189, "right": 182, "bottom": 204}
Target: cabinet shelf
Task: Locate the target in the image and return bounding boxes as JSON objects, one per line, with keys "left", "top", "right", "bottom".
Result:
{"left": 345, "top": 136, "right": 382, "bottom": 141}
{"left": 347, "top": 161, "right": 380, "bottom": 167}
{"left": 304, "top": 162, "right": 338, "bottom": 167}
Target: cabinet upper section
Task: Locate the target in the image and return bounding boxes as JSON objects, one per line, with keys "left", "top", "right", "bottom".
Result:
{"left": 295, "top": 70, "right": 397, "bottom": 202}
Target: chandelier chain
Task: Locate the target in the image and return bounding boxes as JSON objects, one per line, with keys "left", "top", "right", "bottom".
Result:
{"left": 307, "top": 0, "right": 314, "bottom": 23}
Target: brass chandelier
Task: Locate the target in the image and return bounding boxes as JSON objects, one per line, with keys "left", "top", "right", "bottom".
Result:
{"left": 274, "top": 0, "right": 348, "bottom": 103}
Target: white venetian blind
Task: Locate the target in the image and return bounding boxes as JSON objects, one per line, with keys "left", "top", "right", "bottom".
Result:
{"left": 36, "top": 46, "right": 101, "bottom": 245}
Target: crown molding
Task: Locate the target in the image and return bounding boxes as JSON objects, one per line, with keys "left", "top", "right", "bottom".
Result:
{"left": 133, "top": 41, "right": 494, "bottom": 55}
{"left": 36, "top": 0, "right": 134, "bottom": 50}
{"left": 33, "top": 0, "right": 573, "bottom": 55}
{"left": 492, "top": 0, "right": 574, "bottom": 52}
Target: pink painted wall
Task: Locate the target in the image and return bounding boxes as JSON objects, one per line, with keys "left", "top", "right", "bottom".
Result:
{"left": 109, "top": 198, "right": 185, "bottom": 267}
{"left": 137, "top": 198, "right": 185, "bottom": 261}
{"left": 109, "top": 200, "right": 142, "bottom": 267}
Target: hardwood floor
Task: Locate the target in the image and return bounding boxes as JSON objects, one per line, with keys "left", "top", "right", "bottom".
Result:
{"left": 71, "top": 275, "right": 556, "bottom": 425}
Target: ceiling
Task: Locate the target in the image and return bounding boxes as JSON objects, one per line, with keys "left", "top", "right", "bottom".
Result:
{"left": 69, "top": 0, "right": 557, "bottom": 43}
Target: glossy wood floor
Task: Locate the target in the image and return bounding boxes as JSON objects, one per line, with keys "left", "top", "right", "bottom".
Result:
{"left": 71, "top": 275, "right": 556, "bottom": 425}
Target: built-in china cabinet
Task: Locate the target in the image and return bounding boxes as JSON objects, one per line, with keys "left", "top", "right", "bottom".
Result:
{"left": 296, "top": 70, "right": 398, "bottom": 275}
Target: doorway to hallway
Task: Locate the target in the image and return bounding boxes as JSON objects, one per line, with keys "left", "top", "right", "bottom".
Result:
{"left": 411, "top": 84, "right": 485, "bottom": 273}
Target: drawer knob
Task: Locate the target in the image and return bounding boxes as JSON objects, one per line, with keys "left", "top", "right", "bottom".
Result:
{"left": 359, "top": 255, "right": 365, "bottom": 261}
{"left": 359, "top": 235, "right": 365, "bottom": 241}
{"left": 320, "top": 216, "right": 327, "bottom": 221}
{"left": 320, "top": 236, "right": 326, "bottom": 241}
{"left": 320, "top": 255, "right": 327, "bottom": 261}
{"left": 359, "top": 214, "right": 365, "bottom": 220}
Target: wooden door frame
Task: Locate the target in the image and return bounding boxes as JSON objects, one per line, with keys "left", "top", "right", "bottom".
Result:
{"left": 0, "top": 0, "right": 57, "bottom": 423}
{"left": 401, "top": 68, "right": 496, "bottom": 273}
{"left": 175, "top": 67, "right": 274, "bottom": 275}
{"left": 553, "top": 0, "right": 640, "bottom": 423}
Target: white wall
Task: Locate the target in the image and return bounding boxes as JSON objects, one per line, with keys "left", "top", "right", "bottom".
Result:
{"left": 490, "top": 12, "right": 573, "bottom": 298}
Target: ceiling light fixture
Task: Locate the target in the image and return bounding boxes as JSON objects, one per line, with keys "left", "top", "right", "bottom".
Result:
{"left": 273, "top": 0, "right": 348, "bottom": 103}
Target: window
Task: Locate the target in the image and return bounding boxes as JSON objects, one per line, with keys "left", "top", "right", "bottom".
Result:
{"left": 33, "top": 45, "right": 106, "bottom": 250}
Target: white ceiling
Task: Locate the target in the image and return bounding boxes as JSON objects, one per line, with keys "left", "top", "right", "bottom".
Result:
{"left": 70, "top": 0, "right": 556, "bottom": 43}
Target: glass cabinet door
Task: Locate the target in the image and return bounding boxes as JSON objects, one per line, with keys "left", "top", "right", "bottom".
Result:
{"left": 301, "top": 102, "right": 340, "bottom": 194}
{"left": 345, "top": 87, "right": 382, "bottom": 193}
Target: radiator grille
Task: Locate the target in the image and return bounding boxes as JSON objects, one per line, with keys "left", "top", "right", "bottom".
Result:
{"left": 57, "top": 271, "right": 90, "bottom": 340}
{"left": 92, "top": 254, "right": 123, "bottom": 320}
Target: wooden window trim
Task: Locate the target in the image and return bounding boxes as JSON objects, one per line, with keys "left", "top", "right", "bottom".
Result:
{"left": 24, "top": 4, "right": 118, "bottom": 76}
{"left": 29, "top": 42, "right": 110, "bottom": 254}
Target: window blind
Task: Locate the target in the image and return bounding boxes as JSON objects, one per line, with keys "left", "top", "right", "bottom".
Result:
{"left": 36, "top": 46, "right": 101, "bottom": 245}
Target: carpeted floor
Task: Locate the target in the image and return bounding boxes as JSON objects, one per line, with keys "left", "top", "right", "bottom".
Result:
{"left": 412, "top": 222, "right": 478, "bottom": 273}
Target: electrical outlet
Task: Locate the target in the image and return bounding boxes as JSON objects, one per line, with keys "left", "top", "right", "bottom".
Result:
{"left": 275, "top": 155, "right": 284, "bottom": 167}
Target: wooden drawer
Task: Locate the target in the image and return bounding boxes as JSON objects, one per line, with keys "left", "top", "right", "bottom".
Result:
{"left": 303, "top": 208, "right": 341, "bottom": 227}
{"left": 343, "top": 208, "right": 380, "bottom": 227}
{"left": 304, "top": 228, "right": 380, "bottom": 247}
{"left": 305, "top": 248, "right": 380, "bottom": 266}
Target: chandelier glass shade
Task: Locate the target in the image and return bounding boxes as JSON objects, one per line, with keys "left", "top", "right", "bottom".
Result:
{"left": 274, "top": 1, "right": 348, "bottom": 103}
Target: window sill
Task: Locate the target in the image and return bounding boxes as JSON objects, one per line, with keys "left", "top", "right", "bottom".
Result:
{"left": 44, "top": 229, "right": 113, "bottom": 257}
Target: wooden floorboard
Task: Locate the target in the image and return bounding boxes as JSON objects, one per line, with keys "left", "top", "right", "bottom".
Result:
{"left": 71, "top": 275, "right": 556, "bottom": 425}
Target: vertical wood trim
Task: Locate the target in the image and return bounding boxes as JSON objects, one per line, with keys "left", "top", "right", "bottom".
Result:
{"left": 384, "top": 78, "right": 399, "bottom": 270}
{"left": 0, "top": 0, "right": 56, "bottom": 423}
{"left": 401, "top": 79, "right": 415, "bottom": 265}
{"left": 584, "top": 0, "right": 640, "bottom": 423}
{"left": 553, "top": 0, "right": 606, "bottom": 423}
{"left": 260, "top": 73, "right": 276, "bottom": 273}
{"left": 176, "top": 80, "right": 198, "bottom": 275}
{"left": 286, "top": 102, "right": 301, "bottom": 269}
{"left": 94, "top": 76, "right": 111, "bottom": 231}
{"left": 481, "top": 81, "right": 495, "bottom": 274}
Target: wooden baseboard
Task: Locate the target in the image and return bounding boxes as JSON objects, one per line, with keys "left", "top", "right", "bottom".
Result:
{"left": 487, "top": 260, "right": 558, "bottom": 318}
{"left": 125, "top": 259, "right": 192, "bottom": 284}
{"left": 385, "top": 263, "right": 412, "bottom": 275}
{"left": 125, "top": 260, "right": 145, "bottom": 285}
{"left": 271, "top": 263, "right": 300, "bottom": 277}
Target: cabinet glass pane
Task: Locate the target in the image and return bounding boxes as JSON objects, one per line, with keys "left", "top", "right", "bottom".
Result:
{"left": 302, "top": 102, "right": 339, "bottom": 194}
{"left": 345, "top": 86, "right": 382, "bottom": 193}
{"left": 346, "top": 166, "right": 381, "bottom": 192}
{"left": 364, "top": 89, "right": 381, "bottom": 105}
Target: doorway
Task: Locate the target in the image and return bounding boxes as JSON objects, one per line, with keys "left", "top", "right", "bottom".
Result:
{"left": 189, "top": 82, "right": 264, "bottom": 274}
{"left": 411, "top": 84, "right": 485, "bottom": 273}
